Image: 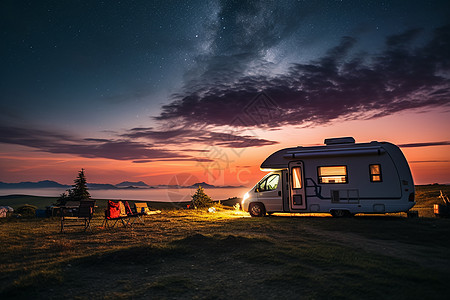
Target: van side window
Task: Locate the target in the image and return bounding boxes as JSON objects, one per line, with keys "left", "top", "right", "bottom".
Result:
{"left": 369, "top": 164, "right": 382, "bottom": 182}
{"left": 318, "top": 166, "right": 348, "bottom": 184}
{"left": 256, "top": 174, "right": 279, "bottom": 192}
{"left": 292, "top": 167, "right": 302, "bottom": 189}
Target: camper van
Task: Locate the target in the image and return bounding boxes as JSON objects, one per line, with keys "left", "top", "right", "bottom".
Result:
{"left": 242, "top": 137, "right": 415, "bottom": 217}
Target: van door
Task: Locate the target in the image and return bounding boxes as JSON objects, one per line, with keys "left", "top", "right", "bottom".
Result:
{"left": 256, "top": 172, "right": 282, "bottom": 212}
{"left": 282, "top": 170, "right": 290, "bottom": 212}
{"left": 289, "top": 161, "right": 307, "bottom": 210}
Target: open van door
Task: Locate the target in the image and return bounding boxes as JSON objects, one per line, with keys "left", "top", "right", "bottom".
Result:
{"left": 289, "top": 161, "right": 306, "bottom": 210}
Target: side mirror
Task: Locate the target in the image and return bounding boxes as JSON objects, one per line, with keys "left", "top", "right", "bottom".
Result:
{"left": 255, "top": 188, "right": 260, "bottom": 193}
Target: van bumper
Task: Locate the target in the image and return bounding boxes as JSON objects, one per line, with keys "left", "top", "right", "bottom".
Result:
{"left": 241, "top": 199, "right": 250, "bottom": 212}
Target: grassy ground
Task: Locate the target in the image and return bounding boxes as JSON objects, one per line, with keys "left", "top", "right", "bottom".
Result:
{"left": 413, "top": 184, "right": 450, "bottom": 217}
{"left": 0, "top": 185, "right": 449, "bottom": 299}
{"left": 0, "top": 195, "right": 60, "bottom": 210}
{"left": 0, "top": 195, "right": 241, "bottom": 212}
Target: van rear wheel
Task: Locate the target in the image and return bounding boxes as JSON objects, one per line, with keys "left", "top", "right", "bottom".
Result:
{"left": 249, "top": 203, "right": 266, "bottom": 217}
{"left": 331, "top": 209, "right": 350, "bottom": 218}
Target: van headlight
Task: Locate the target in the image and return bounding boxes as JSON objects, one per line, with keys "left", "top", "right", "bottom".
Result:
{"left": 243, "top": 192, "right": 249, "bottom": 202}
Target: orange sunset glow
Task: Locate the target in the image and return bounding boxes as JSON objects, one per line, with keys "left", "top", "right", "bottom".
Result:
{"left": 1, "top": 109, "right": 448, "bottom": 187}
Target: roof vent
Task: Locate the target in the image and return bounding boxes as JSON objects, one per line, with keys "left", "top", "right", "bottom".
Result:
{"left": 324, "top": 137, "right": 355, "bottom": 145}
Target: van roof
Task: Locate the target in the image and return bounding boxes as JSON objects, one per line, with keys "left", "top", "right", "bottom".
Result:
{"left": 260, "top": 138, "right": 392, "bottom": 170}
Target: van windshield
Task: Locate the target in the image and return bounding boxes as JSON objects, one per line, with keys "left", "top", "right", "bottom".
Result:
{"left": 257, "top": 174, "right": 279, "bottom": 192}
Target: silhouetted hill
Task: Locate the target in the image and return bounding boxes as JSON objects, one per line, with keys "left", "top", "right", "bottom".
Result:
{"left": 190, "top": 182, "right": 216, "bottom": 188}
{"left": 187, "top": 182, "right": 245, "bottom": 188}
{"left": 0, "top": 180, "right": 244, "bottom": 190}
{"left": 115, "top": 181, "right": 150, "bottom": 188}
{"left": 87, "top": 183, "right": 117, "bottom": 190}
{"left": 0, "top": 180, "right": 70, "bottom": 189}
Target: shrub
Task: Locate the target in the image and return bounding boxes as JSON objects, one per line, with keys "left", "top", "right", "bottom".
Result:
{"left": 191, "top": 186, "right": 213, "bottom": 209}
{"left": 16, "top": 205, "right": 38, "bottom": 217}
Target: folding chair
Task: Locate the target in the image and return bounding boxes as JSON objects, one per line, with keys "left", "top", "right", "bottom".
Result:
{"left": 60, "top": 200, "right": 95, "bottom": 233}
{"left": 102, "top": 200, "right": 128, "bottom": 228}
{"left": 134, "top": 202, "right": 162, "bottom": 215}
{"left": 124, "top": 201, "right": 145, "bottom": 226}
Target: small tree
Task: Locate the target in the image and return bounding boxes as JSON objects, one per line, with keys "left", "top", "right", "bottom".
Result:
{"left": 54, "top": 169, "right": 90, "bottom": 206}
{"left": 71, "top": 168, "right": 90, "bottom": 201}
{"left": 191, "top": 186, "right": 213, "bottom": 209}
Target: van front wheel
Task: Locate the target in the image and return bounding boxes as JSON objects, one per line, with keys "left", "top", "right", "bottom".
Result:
{"left": 249, "top": 203, "right": 266, "bottom": 217}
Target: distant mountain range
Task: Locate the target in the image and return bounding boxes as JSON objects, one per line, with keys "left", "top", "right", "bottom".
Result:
{"left": 0, "top": 180, "right": 69, "bottom": 189}
{"left": 87, "top": 183, "right": 118, "bottom": 190}
{"left": 187, "top": 182, "right": 242, "bottom": 188}
{"left": 115, "top": 181, "right": 149, "bottom": 187}
{"left": 0, "top": 180, "right": 244, "bottom": 190}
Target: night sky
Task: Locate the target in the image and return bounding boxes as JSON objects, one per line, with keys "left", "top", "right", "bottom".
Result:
{"left": 1, "top": 0, "right": 449, "bottom": 185}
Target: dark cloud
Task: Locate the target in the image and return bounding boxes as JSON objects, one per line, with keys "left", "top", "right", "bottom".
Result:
{"left": 121, "top": 127, "right": 278, "bottom": 148}
{"left": 54, "top": 141, "right": 188, "bottom": 161}
{"left": 132, "top": 158, "right": 214, "bottom": 164}
{"left": 157, "top": 25, "right": 450, "bottom": 128}
{"left": 84, "top": 138, "right": 111, "bottom": 142}
{"left": 0, "top": 123, "right": 277, "bottom": 162}
{"left": 398, "top": 141, "right": 450, "bottom": 148}
{"left": 0, "top": 126, "right": 76, "bottom": 148}
{"left": 385, "top": 28, "right": 422, "bottom": 47}
{"left": 0, "top": 125, "right": 190, "bottom": 161}
{"left": 179, "top": 149, "right": 211, "bottom": 153}
{"left": 125, "top": 128, "right": 193, "bottom": 140}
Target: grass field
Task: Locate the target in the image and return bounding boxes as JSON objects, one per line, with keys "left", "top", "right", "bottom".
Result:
{"left": 0, "top": 185, "right": 449, "bottom": 299}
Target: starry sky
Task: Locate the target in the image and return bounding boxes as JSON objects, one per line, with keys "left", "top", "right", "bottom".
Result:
{"left": 1, "top": 0, "right": 449, "bottom": 185}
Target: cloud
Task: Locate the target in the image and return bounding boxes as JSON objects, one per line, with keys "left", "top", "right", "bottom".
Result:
{"left": 0, "top": 123, "right": 277, "bottom": 162}
{"left": 121, "top": 127, "right": 278, "bottom": 148}
{"left": 132, "top": 158, "right": 215, "bottom": 164}
{"left": 0, "top": 125, "right": 191, "bottom": 161}
{"left": 53, "top": 141, "right": 189, "bottom": 161}
{"left": 156, "top": 25, "right": 450, "bottom": 128}
{"left": 0, "top": 125, "right": 76, "bottom": 148}
{"left": 125, "top": 127, "right": 193, "bottom": 140}
{"left": 179, "top": 149, "right": 211, "bottom": 153}
{"left": 398, "top": 141, "right": 450, "bottom": 148}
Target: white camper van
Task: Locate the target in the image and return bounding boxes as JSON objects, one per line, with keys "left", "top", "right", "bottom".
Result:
{"left": 242, "top": 137, "right": 415, "bottom": 217}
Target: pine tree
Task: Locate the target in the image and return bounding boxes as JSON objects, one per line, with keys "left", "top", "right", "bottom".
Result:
{"left": 71, "top": 168, "right": 90, "bottom": 201}
{"left": 54, "top": 169, "right": 91, "bottom": 206}
{"left": 191, "top": 186, "right": 213, "bottom": 209}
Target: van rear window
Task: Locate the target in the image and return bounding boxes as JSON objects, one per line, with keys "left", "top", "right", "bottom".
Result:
{"left": 318, "top": 166, "right": 348, "bottom": 184}
{"left": 370, "top": 164, "right": 382, "bottom": 182}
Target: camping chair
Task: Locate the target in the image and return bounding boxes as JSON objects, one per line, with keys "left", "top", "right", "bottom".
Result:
{"left": 134, "top": 202, "right": 162, "bottom": 216}
{"left": 60, "top": 200, "right": 95, "bottom": 233}
{"left": 123, "top": 201, "right": 146, "bottom": 226}
{"left": 134, "top": 202, "right": 150, "bottom": 215}
{"left": 102, "top": 200, "right": 129, "bottom": 228}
